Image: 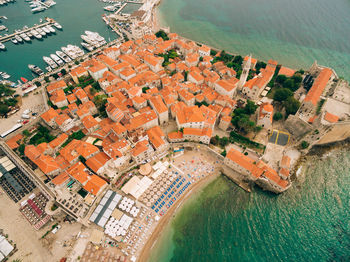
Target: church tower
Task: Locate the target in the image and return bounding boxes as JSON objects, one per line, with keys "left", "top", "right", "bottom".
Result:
{"left": 238, "top": 54, "right": 251, "bottom": 90}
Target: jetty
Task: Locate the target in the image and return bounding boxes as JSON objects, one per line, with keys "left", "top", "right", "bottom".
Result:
{"left": 0, "top": 18, "right": 57, "bottom": 43}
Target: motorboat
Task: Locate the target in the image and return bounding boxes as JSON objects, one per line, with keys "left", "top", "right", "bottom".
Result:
{"left": 50, "top": 53, "right": 65, "bottom": 66}
{"left": 28, "top": 64, "right": 44, "bottom": 75}
{"left": 42, "top": 26, "right": 50, "bottom": 34}
{"left": 0, "top": 42, "right": 6, "bottom": 50}
{"left": 31, "top": 29, "right": 42, "bottom": 39}
{"left": 15, "top": 34, "right": 23, "bottom": 43}
{"left": 31, "top": 6, "right": 45, "bottom": 13}
{"left": 26, "top": 31, "right": 33, "bottom": 38}
{"left": 47, "top": 25, "right": 55, "bottom": 33}
{"left": 43, "top": 56, "right": 57, "bottom": 69}
{"left": 56, "top": 50, "right": 71, "bottom": 63}
{"left": 45, "top": 66, "right": 52, "bottom": 72}
{"left": 81, "top": 42, "right": 94, "bottom": 52}
{"left": 20, "top": 33, "right": 31, "bottom": 42}
{"left": 36, "top": 27, "right": 46, "bottom": 36}
{"left": 53, "top": 22, "right": 62, "bottom": 30}
{"left": 0, "top": 72, "right": 10, "bottom": 79}
{"left": 11, "top": 38, "right": 18, "bottom": 44}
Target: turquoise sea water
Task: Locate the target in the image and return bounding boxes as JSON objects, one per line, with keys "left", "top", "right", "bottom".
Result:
{"left": 149, "top": 150, "right": 350, "bottom": 261}
{"left": 158, "top": 0, "right": 350, "bottom": 80}
{"left": 0, "top": 0, "right": 118, "bottom": 81}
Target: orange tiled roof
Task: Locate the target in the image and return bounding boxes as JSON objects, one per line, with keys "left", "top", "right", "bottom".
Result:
{"left": 83, "top": 175, "right": 107, "bottom": 195}
{"left": 226, "top": 148, "right": 263, "bottom": 178}
{"left": 278, "top": 66, "right": 296, "bottom": 77}
{"left": 52, "top": 171, "right": 70, "bottom": 186}
{"left": 85, "top": 152, "right": 110, "bottom": 174}
{"left": 304, "top": 68, "right": 332, "bottom": 106}
{"left": 6, "top": 134, "right": 23, "bottom": 149}
{"left": 324, "top": 111, "right": 339, "bottom": 123}
{"left": 41, "top": 108, "right": 59, "bottom": 123}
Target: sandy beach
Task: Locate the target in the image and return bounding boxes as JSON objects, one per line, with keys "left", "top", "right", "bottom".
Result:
{"left": 138, "top": 170, "right": 220, "bottom": 262}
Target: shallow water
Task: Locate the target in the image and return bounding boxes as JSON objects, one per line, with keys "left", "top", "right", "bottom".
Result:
{"left": 150, "top": 149, "right": 350, "bottom": 261}
{"left": 158, "top": 0, "right": 350, "bottom": 80}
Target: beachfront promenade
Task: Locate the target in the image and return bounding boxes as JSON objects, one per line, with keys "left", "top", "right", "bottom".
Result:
{"left": 0, "top": 18, "right": 57, "bottom": 43}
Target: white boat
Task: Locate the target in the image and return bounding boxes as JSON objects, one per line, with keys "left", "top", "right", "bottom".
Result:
{"left": 56, "top": 50, "right": 71, "bottom": 63}
{"left": 20, "top": 33, "right": 31, "bottom": 42}
{"left": 26, "top": 31, "right": 33, "bottom": 38}
{"left": 31, "top": 29, "right": 42, "bottom": 39}
{"left": 53, "top": 22, "right": 62, "bottom": 30}
{"left": 81, "top": 42, "right": 94, "bottom": 52}
{"left": 36, "top": 28, "right": 46, "bottom": 36}
{"left": 42, "top": 26, "right": 51, "bottom": 34}
{"left": 31, "top": 6, "right": 45, "bottom": 13}
{"left": 11, "top": 38, "right": 18, "bottom": 44}
{"left": 0, "top": 43, "right": 6, "bottom": 50}
{"left": 61, "top": 46, "right": 75, "bottom": 59}
{"left": 0, "top": 72, "right": 10, "bottom": 79}
{"left": 47, "top": 25, "right": 55, "bottom": 33}
{"left": 50, "top": 54, "right": 65, "bottom": 66}
{"left": 15, "top": 34, "right": 23, "bottom": 43}
{"left": 45, "top": 66, "right": 52, "bottom": 72}
{"left": 43, "top": 56, "right": 57, "bottom": 69}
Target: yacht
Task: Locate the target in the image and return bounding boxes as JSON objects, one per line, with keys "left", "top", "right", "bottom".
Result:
{"left": 31, "top": 29, "right": 42, "bottom": 39}
{"left": 56, "top": 50, "right": 71, "bottom": 63}
{"left": 47, "top": 25, "right": 55, "bottom": 33}
{"left": 0, "top": 43, "right": 6, "bottom": 50}
{"left": 50, "top": 53, "right": 65, "bottom": 66}
{"left": 28, "top": 64, "right": 44, "bottom": 75}
{"left": 81, "top": 42, "right": 94, "bottom": 52}
{"left": 0, "top": 72, "right": 10, "bottom": 79}
{"left": 43, "top": 56, "right": 57, "bottom": 69}
{"left": 26, "top": 31, "right": 33, "bottom": 38}
{"left": 20, "top": 33, "right": 31, "bottom": 42}
{"left": 53, "top": 22, "right": 62, "bottom": 30}
{"left": 36, "top": 28, "right": 46, "bottom": 36}
{"left": 31, "top": 6, "right": 45, "bottom": 13}
{"left": 42, "top": 26, "right": 50, "bottom": 34}
{"left": 11, "top": 38, "right": 18, "bottom": 44}
{"left": 45, "top": 66, "right": 52, "bottom": 72}
{"left": 15, "top": 34, "right": 23, "bottom": 43}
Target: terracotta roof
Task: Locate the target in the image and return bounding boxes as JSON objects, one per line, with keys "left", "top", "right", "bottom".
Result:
{"left": 131, "top": 140, "right": 149, "bottom": 157}
{"left": 35, "top": 155, "right": 60, "bottom": 174}
{"left": 52, "top": 172, "right": 70, "bottom": 186}
{"left": 41, "top": 108, "right": 59, "bottom": 123}
{"left": 281, "top": 155, "right": 291, "bottom": 168}
{"left": 226, "top": 148, "right": 263, "bottom": 178}
{"left": 324, "top": 111, "right": 339, "bottom": 123}
{"left": 83, "top": 175, "right": 107, "bottom": 195}
{"left": 67, "top": 161, "right": 89, "bottom": 184}
{"left": 6, "top": 134, "right": 23, "bottom": 149}
{"left": 46, "top": 80, "right": 66, "bottom": 93}
{"left": 147, "top": 126, "right": 166, "bottom": 149}
{"left": 85, "top": 152, "right": 111, "bottom": 174}
{"left": 278, "top": 66, "right": 296, "bottom": 77}
{"left": 150, "top": 95, "right": 168, "bottom": 114}
{"left": 59, "top": 140, "right": 99, "bottom": 163}
{"left": 81, "top": 115, "right": 99, "bottom": 130}
{"left": 168, "top": 131, "right": 184, "bottom": 140}
{"left": 304, "top": 68, "right": 332, "bottom": 106}
{"left": 24, "top": 145, "right": 41, "bottom": 162}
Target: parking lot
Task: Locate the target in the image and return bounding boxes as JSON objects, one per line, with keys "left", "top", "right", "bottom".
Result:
{"left": 268, "top": 130, "right": 290, "bottom": 146}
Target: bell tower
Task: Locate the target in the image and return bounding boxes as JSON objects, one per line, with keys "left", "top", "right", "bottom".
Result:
{"left": 238, "top": 54, "right": 251, "bottom": 90}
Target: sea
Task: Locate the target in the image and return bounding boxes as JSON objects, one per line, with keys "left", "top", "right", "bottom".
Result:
{"left": 157, "top": 0, "right": 350, "bottom": 81}
{"left": 150, "top": 5, "right": 350, "bottom": 258}
{"left": 0, "top": 0, "right": 139, "bottom": 82}
{"left": 149, "top": 150, "right": 350, "bottom": 262}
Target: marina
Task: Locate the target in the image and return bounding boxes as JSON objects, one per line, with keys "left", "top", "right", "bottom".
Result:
{"left": 0, "top": 18, "right": 61, "bottom": 44}
{"left": 0, "top": 0, "right": 118, "bottom": 81}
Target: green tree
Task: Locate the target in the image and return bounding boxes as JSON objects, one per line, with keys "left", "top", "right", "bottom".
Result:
{"left": 273, "top": 112, "right": 283, "bottom": 121}
{"left": 60, "top": 68, "right": 67, "bottom": 75}
{"left": 276, "top": 75, "right": 287, "bottom": 85}
{"left": 18, "top": 144, "right": 25, "bottom": 155}
{"left": 22, "top": 130, "right": 30, "bottom": 137}
{"left": 284, "top": 96, "right": 300, "bottom": 115}
{"left": 244, "top": 100, "right": 258, "bottom": 115}
{"left": 155, "top": 30, "right": 169, "bottom": 40}
{"left": 301, "top": 140, "right": 309, "bottom": 149}
{"left": 273, "top": 88, "right": 293, "bottom": 102}
{"left": 44, "top": 76, "right": 50, "bottom": 83}
{"left": 0, "top": 104, "right": 9, "bottom": 116}
{"left": 34, "top": 81, "right": 42, "bottom": 87}
{"left": 219, "top": 137, "right": 229, "bottom": 147}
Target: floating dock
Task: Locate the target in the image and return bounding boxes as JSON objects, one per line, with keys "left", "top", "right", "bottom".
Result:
{"left": 0, "top": 18, "right": 58, "bottom": 43}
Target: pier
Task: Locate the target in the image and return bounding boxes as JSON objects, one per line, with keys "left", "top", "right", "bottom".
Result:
{"left": 0, "top": 18, "right": 57, "bottom": 43}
